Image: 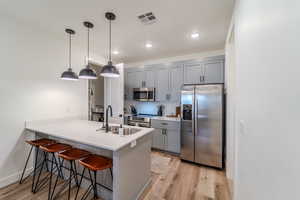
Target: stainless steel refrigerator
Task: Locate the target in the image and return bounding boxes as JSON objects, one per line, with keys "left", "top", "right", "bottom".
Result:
{"left": 180, "top": 84, "right": 224, "bottom": 168}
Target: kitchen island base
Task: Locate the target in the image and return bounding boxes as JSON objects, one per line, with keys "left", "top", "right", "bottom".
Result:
{"left": 25, "top": 119, "right": 153, "bottom": 200}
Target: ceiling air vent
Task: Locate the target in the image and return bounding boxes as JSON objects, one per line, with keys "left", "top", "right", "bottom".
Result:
{"left": 138, "top": 12, "right": 157, "bottom": 25}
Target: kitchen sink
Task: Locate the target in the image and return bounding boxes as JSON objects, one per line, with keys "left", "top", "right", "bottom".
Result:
{"left": 97, "top": 126, "right": 141, "bottom": 135}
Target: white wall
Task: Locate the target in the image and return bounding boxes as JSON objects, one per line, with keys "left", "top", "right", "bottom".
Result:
{"left": 104, "top": 63, "right": 124, "bottom": 124}
{"left": 232, "top": 0, "right": 300, "bottom": 199}
{"left": 225, "top": 18, "right": 236, "bottom": 193}
{"left": 0, "top": 15, "right": 102, "bottom": 187}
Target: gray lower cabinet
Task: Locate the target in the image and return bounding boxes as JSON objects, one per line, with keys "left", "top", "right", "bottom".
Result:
{"left": 152, "top": 129, "right": 165, "bottom": 150}
{"left": 151, "top": 119, "right": 180, "bottom": 154}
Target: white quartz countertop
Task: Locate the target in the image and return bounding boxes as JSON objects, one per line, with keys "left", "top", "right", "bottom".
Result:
{"left": 151, "top": 116, "right": 181, "bottom": 122}
{"left": 25, "top": 119, "right": 154, "bottom": 151}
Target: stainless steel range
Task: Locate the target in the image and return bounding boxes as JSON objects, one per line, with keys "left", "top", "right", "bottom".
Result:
{"left": 126, "top": 114, "right": 156, "bottom": 128}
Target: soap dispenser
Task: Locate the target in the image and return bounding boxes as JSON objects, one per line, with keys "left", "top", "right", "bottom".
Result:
{"left": 118, "top": 114, "right": 124, "bottom": 136}
{"left": 119, "top": 124, "right": 124, "bottom": 136}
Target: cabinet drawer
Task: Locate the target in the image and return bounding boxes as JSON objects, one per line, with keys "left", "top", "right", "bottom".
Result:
{"left": 151, "top": 119, "right": 180, "bottom": 130}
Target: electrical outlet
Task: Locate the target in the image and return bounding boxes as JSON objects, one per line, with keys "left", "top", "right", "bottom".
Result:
{"left": 131, "top": 140, "right": 137, "bottom": 148}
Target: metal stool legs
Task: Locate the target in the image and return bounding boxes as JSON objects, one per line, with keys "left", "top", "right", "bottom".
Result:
{"left": 75, "top": 167, "right": 113, "bottom": 200}
{"left": 50, "top": 160, "right": 80, "bottom": 200}
{"left": 19, "top": 145, "right": 34, "bottom": 184}
{"left": 48, "top": 152, "right": 67, "bottom": 200}
{"left": 75, "top": 168, "right": 96, "bottom": 200}
{"left": 19, "top": 146, "right": 45, "bottom": 193}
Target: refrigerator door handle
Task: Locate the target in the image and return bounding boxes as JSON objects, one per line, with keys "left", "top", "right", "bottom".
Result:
{"left": 192, "top": 87, "right": 195, "bottom": 161}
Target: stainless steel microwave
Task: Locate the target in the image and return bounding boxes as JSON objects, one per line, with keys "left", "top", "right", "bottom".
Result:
{"left": 133, "top": 88, "right": 156, "bottom": 101}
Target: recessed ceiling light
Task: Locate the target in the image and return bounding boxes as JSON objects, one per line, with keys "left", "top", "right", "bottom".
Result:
{"left": 113, "top": 50, "right": 119, "bottom": 55}
{"left": 191, "top": 33, "right": 200, "bottom": 39}
{"left": 145, "top": 43, "right": 153, "bottom": 48}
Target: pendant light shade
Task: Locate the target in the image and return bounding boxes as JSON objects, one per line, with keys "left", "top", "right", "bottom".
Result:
{"left": 61, "top": 29, "right": 78, "bottom": 80}
{"left": 79, "top": 64, "right": 97, "bottom": 79}
{"left": 100, "top": 12, "right": 120, "bottom": 78}
{"left": 101, "top": 61, "right": 120, "bottom": 78}
{"left": 79, "top": 21, "right": 97, "bottom": 79}
{"left": 61, "top": 68, "right": 79, "bottom": 81}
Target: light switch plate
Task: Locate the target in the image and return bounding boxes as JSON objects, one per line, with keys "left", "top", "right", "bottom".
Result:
{"left": 239, "top": 120, "right": 246, "bottom": 135}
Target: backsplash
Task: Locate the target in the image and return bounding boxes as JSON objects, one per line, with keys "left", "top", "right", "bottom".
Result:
{"left": 125, "top": 100, "right": 180, "bottom": 116}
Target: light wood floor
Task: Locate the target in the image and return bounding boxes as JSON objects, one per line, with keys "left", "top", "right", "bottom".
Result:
{"left": 141, "top": 151, "right": 231, "bottom": 200}
{"left": 0, "top": 151, "right": 231, "bottom": 200}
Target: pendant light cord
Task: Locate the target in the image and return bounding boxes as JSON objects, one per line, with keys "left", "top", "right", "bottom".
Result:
{"left": 109, "top": 19, "right": 111, "bottom": 62}
{"left": 68, "top": 32, "right": 72, "bottom": 69}
{"left": 87, "top": 27, "right": 90, "bottom": 64}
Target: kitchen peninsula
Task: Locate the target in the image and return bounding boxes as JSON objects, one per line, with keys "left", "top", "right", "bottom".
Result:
{"left": 25, "top": 119, "right": 154, "bottom": 200}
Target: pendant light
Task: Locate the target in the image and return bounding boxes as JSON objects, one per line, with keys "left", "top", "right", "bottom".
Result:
{"left": 61, "top": 29, "right": 78, "bottom": 80}
{"left": 100, "top": 12, "right": 120, "bottom": 78}
{"left": 79, "top": 22, "right": 97, "bottom": 79}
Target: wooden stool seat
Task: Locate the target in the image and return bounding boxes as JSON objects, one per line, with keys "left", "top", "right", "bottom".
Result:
{"left": 76, "top": 154, "right": 113, "bottom": 199}
{"left": 40, "top": 143, "right": 72, "bottom": 153}
{"left": 26, "top": 138, "right": 56, "bottom": 147}
{"left": 58, "top": 148, "right": 91, "bottom": 161}
{"left": 79, "top": 155, "right": 112, "bottom": 171}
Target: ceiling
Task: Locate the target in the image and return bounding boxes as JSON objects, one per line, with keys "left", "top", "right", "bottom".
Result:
{"left": 0, "top": 0, "right": 234, "bottom": 63}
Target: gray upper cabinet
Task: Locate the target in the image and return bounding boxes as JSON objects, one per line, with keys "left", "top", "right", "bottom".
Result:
{"left": 184, "top": 59, "right": 224, "bottom": 84}
{"left": 125, "top": 56, "right": 224, "bottom": 101}
{"left": 184, "top": 62, "right": 204, "bottom": 84}
{"left": 144, "top": 70, "right": 156, "bottom": 88}
{"left": 202, "top": 60, "right": 224, "bottom": 84}
{"left": 169, "top": 65, "right": 184, "bottom": 102}
{"left": 155, "top": 67, "right": 170, "bottom": 102}
{"left": 135, "top": 70, "right": 145, "bottom": 88}
{"left": 125, "top": 71, "right": 138, "bottom": 100}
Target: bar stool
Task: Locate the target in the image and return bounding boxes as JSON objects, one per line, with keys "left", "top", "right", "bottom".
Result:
{"left": 19, "top": 138, "right": 56, "bottom": 192}
{"left": 39, "top": 143, "right": 72, "bottom": 200}
{"left": 75, "top": 154, "right": 113, "bottom": 200}
{"left": 52, "top": 148, "right": 91, "bottom": 200}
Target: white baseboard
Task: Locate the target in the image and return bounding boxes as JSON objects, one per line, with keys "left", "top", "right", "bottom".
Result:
{"left": 0, "top": 167, "right": 33, "bottom": 189}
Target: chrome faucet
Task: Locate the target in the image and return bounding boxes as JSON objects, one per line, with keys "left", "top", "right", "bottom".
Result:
{"left": 105, "top": 105, "right": 113, "bottom": 132}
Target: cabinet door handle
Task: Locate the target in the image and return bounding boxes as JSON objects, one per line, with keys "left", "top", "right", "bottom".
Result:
{"left": 165, "top": 94, "right": 171, "bottom": 100}
{"left": 200, "top": 76, "right": 204, "bottom": 82}
{"left": 161, "top": 123, "right": 168, "bottom": 125}
{"left": 203, "top": 76, "right": 205, "bottom": 82}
